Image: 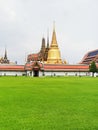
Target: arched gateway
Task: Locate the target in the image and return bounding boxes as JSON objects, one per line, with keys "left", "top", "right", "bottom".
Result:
{"left": 33, "top": 68, "right": 39, "bottom": 77}
{"left": 32, "top": 62, "right": 41, "bottom": 77}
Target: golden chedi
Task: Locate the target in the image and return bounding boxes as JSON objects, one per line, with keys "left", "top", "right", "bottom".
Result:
{"left": 47, "top": 26, "right": 62, "bottom": 64}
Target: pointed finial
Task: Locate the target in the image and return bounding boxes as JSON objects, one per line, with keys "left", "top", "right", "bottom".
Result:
{"left": 53, "top": 21, "right": 55, "bottom": 31}
{"left": 4, "top": 47, "right": 7, "bottom": 59}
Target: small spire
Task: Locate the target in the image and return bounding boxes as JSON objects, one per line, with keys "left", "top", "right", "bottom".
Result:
{"left": 41, "top": 37, "right": 45, "bottom": 52}
{"left": 4, "top": 48, "right": 7, "bottom": 59}
{"left": 47, "top": 28, "right": 49, "bottom": 48}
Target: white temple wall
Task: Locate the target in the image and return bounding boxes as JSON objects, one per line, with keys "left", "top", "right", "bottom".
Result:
{"left": 0, "top": 71, "right": 25, "bottom": 76}
{"left": 0, "top": 70, "right": 90, "bottom": 77}
{"left": 42, "top": 71, "right": 90, "bottom": 77}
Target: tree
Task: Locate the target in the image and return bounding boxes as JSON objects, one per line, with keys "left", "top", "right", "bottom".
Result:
{"left": 89, "top": 61, "right": 97, "bottom": 77}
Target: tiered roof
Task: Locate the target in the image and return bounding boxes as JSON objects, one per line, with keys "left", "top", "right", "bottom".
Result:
{"left": 80, "top": 49, "right": 98, "bottom": 64}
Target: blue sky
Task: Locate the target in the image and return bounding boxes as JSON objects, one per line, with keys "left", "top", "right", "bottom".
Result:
{"left": 0, "top": 0, "right": 98, "bottom": 64}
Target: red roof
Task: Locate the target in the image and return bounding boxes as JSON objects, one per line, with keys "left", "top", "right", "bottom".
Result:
{"left": 25, "top": 61, "right": 43, "bottom": 71}
{"left": 80, "top": 49, "right": 98, "bottom": 64}
{"left": 43, "top": 64, "right": 89, "bottom": 71}
{"left": 27, "top": 53, "right": 39, "bottom": 61}
{"left": 0, "top": 63, "right": 89, "bottom": 72}
{"left": 0, "top": 65, "right": 24, "bottom": 71}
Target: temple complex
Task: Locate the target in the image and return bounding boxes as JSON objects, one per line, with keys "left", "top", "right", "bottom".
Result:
{"left": 27, "top": 26, "right": 64, "bottom": 64}
{"left": 25, "top": 26, "right": 90, "bottom": 77}
{"left": 0, "top": 24, "right": 98, "bottom": 76}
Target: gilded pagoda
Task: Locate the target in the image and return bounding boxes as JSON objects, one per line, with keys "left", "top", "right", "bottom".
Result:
{"left": 27, "top": 25, "right": 64, "bottom": 64}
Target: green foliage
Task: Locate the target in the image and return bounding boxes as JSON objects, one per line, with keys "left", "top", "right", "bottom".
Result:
{"left": 89, "top": 61, "right": 97, "bottom": 76}
{"left": 0, "top": 77, "right": 98, "bottom": 130}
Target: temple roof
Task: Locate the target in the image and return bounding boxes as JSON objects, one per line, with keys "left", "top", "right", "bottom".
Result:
{"left": 25, "top": 62, "right": 89, "bottom": 72}
{"left": 80, "top": 49, "right": 98, "bottom": 64}
{"left": 0, "top": 63, "right": 89, "bottom": 72}
{"left": 0, "top": 65, "right": 24, "bottom": 71}
{"left": 43, "top": 64, "right": 89, "bottom": 72}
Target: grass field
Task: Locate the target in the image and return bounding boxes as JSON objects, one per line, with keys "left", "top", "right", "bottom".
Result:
{"left": 0, "top": 76, "right": 98, "bottom": 130}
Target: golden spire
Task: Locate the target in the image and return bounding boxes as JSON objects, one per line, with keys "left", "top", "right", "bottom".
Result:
{"left": 50, "top": 22, "right": 58, "bottom": 48}
{"left": 47, "top": 23, "right": 62, "bottom": 64}
{"left": 53, "top": 21, "right": 55, "bottom": 31}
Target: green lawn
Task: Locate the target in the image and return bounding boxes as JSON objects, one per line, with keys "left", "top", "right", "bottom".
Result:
{"left": 0, "top": 76, "right": 98, "bottom": 130}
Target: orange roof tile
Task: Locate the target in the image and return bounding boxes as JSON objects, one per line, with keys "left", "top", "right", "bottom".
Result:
{"left": 43, "top": 64, "right": 89, "bottom": 71}
{"left": 0, "top": 65, "right": 24, "bottom": 71}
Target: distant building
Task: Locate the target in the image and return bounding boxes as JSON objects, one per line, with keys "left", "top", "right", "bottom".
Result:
{"left": 27, "top": 37, "right": 49, "bottom": 63}
{"left": 80, "top": 49, "right": 98, "bottom": 65}
{"left": 0, "top": 49, "right": 10, "bottom": 64}
{"left": 25, "top": 61, "right": 89, "bottom": 77}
